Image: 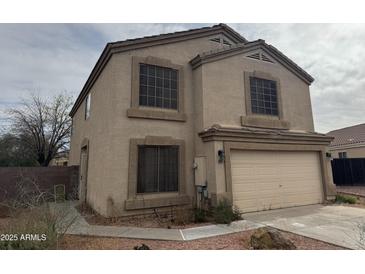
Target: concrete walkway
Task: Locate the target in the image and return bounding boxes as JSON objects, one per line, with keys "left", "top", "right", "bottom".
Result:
{"left": 53, "top": 202, "right": 365, "bottom": 249}
{"left": 243, "top": 204, "right": 365, "bottom": 250}
{"left": 52, "top": 201, "right": 263, "bottom": 241}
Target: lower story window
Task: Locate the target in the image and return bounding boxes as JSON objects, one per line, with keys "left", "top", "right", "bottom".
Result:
{"left": 339, "top": 152, "right": 347, "bottom": 159}
{"left": 137, "top": 145, "right": 179, "bottom": 193}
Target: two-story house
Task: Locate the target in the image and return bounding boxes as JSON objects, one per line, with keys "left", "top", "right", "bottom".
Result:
{"left": 69, "top": 24, "right": 336, "bottom": 217}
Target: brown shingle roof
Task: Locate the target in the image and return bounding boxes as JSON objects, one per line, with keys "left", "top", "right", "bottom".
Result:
{"left": 327, "top": 123, "right": 365, "bottom": 147}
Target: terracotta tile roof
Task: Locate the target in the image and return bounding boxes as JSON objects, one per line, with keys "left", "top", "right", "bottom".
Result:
{"left": 327, "top": 123, "right": 365, "bottom": 147}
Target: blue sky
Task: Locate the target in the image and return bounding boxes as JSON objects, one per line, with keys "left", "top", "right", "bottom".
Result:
{"left": 0, "top": 23, "right": 364, "bottom": 133}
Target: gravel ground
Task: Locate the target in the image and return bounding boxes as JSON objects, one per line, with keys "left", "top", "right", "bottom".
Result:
{"left": 59, "top": 230, "right": 345, "bottom": 250}
{"left": 76, "top": 203, "right": 213, "bottom": 229}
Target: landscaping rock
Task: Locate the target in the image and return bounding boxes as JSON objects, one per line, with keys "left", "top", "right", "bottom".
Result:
{"left": 250, "top": 227, "right": 296, "bottom": 250}
{"left": 133, "top": 243, "right": 151, "bottom": 250}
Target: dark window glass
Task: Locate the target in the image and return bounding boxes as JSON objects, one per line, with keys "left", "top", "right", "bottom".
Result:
{"left": 148, "top": 66, "right": 155, "bottom": 76}
{"left": 171, "top": 99, "right": 177, "bottom": 109}
{"left": 156, "top": 67, "right": 163, "bottom": 78}
{"left": 163, "top": 99, "right": 170, "bottom": 108}
{"left": 171, "top": 89, "right": 177, "bottom": 100}
{"left": 140, "top": 85, "right": 147, "bottom": 96}
{"left": 148, "top": 76, "right": 155, "bottom": 86}
{"left": 249, "top": 77, "right": 278, "bottom": 116}
{"left": 140, "top": 75, "right": 147, "bottom": 85}
{"left": 156, "top": 97, "right": 162, "bottom": 107}
{"left": 147, "top": 86, "right": 155, "bottom": 97}
{"left": 139, "top": 95, "right": 147, "bottom": 106}
{"left": 156, "top": 78, "right": 163, "bottom": 87}
{"left": 137, "top": 146, "right": 179, "bottom": 193}
{"left": 339, "top": 152, "right": 347, "bottom": 159}
{"left": 139, "top": 63, "right": 178, "bottom": 109}
{"left": 140, "top": 64, "right": 147, "bottom": 75}
{"left": 147, "top": 96, "right": 155, "bottom": 106}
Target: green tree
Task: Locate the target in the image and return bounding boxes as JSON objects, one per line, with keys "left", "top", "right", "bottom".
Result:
{"left": 0, "top": 133, "right": 38, "bottom": 166}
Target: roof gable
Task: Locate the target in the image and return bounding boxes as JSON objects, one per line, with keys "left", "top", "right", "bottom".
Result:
{"left": 190, "top": 39, "right": 314, "bottom": 85}
{"left": 69, "top": 24, "right": 247, "bottom": 117}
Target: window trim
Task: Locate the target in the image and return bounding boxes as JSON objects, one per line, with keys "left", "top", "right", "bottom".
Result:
{"left": 127, "top": 56, "right": 186, "bottom": 122}
{"left": 242, "top": 71, "right": 289, "bottom": 129}
{"left": 126, "top": 136, "right": 189, "bottom": 210}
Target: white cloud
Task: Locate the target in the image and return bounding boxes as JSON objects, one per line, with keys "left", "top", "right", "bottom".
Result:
{"left": 0, "top": 23, "right": 364, "bottom": 133}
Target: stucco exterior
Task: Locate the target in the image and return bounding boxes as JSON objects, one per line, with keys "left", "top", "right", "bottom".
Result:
{"left": 69, "top": 24, "right": 335, "bottom": 217}
{"left": 199, "top": 55, "right": 315, "bottom": 131}
{"left": 330, "top": 145, "right": 365, "bottom": 158}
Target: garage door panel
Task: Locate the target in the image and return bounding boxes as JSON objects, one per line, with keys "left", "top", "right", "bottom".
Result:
{"left": 231, "top": 150, "right": 323, "bottom": 213}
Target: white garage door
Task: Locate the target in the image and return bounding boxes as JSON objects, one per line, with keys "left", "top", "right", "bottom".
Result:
{"left": 231, "top": 150, "right": 323, "bottom": 213}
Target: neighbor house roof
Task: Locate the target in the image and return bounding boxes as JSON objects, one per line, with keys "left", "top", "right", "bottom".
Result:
{"left": 69, "top": 24, "right": 247, "bottom": 117}
{"left": 190, "top": 39, "right": 314, "bottom": 84}
{"left": 327, "top": 123, "right": 365, "bottom": 147}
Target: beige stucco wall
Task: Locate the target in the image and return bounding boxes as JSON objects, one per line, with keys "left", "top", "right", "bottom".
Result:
{"left": 69, "top": 35, "right": 235, "bottom": 216}
{"left": 199, "top": 54, "right": 315, "bottom": 131}
{"left": 330, "top": 146, "right": 365, "bottom": 158}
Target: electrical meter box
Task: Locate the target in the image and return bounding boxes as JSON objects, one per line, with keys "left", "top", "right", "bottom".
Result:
{"left": 194, "top": 156, "right": 207, "bottom": 186}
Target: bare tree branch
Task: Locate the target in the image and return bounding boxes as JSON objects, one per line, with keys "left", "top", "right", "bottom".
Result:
{"left": 7, "top": 92, "right": 73, "bottom": 166}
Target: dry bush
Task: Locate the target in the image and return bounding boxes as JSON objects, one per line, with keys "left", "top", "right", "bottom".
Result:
{"left": 4, "top": 171, "right": 54, "bottom": 210}
{"left": 0, "top": 172, "right": 76, "bottom": 250}
{"left": 0, "top": 205, "right": 73, "bottom": 249}
{"left": 170, "top": 207, "right": 194, "bottom": 226}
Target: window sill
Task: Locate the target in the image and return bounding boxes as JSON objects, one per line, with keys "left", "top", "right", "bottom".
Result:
{"left": 241, "top": 115, "right": 290, "bottom": 129}
{"left": 125, "top": 194, "right": 190, "bottom": 210}
{"left": 127, "top": 107, "right": 186, "bottom": 122}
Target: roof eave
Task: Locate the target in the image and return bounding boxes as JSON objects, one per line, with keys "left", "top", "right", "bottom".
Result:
{"left": 190, "top": 40, "right": 314, "bottom": 85}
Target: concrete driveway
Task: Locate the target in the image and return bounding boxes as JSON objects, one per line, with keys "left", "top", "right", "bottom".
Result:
{"left": 242, "top": 205, "right": 365, "bottom": 249}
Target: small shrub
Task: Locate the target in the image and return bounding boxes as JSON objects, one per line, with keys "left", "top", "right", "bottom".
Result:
{"left": 335, "top": 194, "right": 357, "bottom": 204}
{"left": 194, "top": 208, "right": 208, "bottom": 223}
{"left": 213, "top": 199, "right": 242, "bottom": 224}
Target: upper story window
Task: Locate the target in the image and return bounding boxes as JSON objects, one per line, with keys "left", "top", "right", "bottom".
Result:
{"left": 139, "top": 63, "right": 178, "bottom": 110}
{"left": 250, "top": 77, "right": 278, "bottom": 116}
{"left": 339, "top": 152, "right": 347, "bottom": 159}
{"left": 85, "top": 93, "right": 91, "bottom": 120}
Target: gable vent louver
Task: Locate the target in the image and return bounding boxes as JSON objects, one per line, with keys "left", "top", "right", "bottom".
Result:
{"left": 247, "top": 53, "right": 260, "bottom": 60}
{"left": 261, "top": 54, "right": 274, "bottom": 63}
{"left": 210, "top": 37, "right": 221, "bottom": 43}
{"left": 210, "top": 37, "right": 232, "bottom": 46}
{"left": 222, "top": 39, "right": 232, "bottom": 46}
